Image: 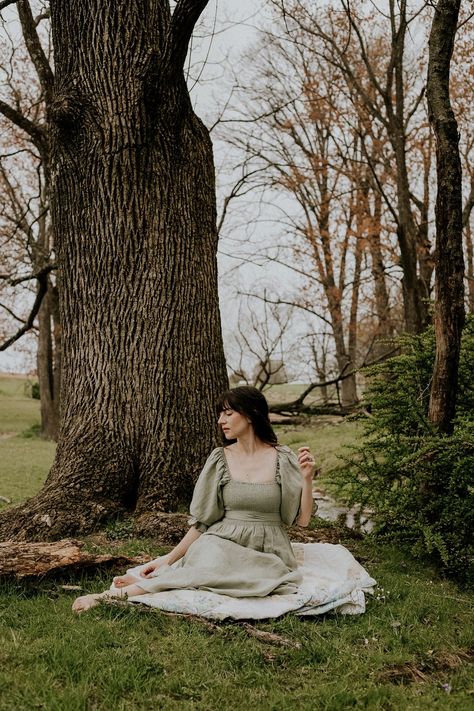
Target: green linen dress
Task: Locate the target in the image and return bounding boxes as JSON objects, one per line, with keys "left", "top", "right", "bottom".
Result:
{"left": 136, "top": 445, "right": 304, "bottom": 597}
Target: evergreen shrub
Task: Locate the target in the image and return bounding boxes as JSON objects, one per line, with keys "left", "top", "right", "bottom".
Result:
{"left": 332, "top": 317, "right": 474, "bottom": 584}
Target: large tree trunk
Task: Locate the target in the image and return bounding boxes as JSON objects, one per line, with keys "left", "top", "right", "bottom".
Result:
{"left": 427, "top": 0, "right": 464, "bottom": 434}
{"left": 0, "top": 0, "right": 228, "bottom": 541}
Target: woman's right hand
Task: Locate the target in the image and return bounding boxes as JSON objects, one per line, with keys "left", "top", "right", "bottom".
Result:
{"left": 139, "top": 556, "right": 168, "bottom": 578}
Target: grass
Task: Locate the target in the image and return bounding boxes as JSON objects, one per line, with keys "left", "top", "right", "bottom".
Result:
{"left": 0, "top": 540, "right": 472, "bottom": 710}
{"left": 0, "top": 374, "right": 55, "bottom": 507}
{"left": 277, "top": 418, "right": 361, "bottom": 475}
{"left": 0, "top": 374, "right": 473, "bottom": 710}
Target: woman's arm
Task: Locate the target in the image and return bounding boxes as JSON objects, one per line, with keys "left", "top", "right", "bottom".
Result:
{"left": 296, "top": 446, "right": 317, "bottom": 527}
{"left": 141, "top": 525, "right": 202, "bottom": 574}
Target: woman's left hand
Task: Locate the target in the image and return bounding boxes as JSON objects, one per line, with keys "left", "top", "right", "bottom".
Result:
{"left": 297, "top": 446, "right": 318, "bottom": 480}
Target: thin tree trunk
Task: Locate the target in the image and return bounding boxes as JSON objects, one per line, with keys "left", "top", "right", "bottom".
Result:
{"left": 465, "top": 223, "right": 474, "bottom": 313}
{"left": 36, "top": 283, "right": 58, "bottom": 440}
{"left": 386, "top": 1, "right": 429, "bottom": 333}
{"left": 50, "top": 283, "right": 61, "bottom": 430}
{"left": 317, "top": 190, "right": 357, "bottom": 407}
{"left": 427, "top": 0, "right": 464, "bottom": 434}
{"left": 368, "top": 190, "right": 393, "bottom": 342}
{"left": 346, "top": 231, "right": 362, "bottom": 404}
{"left": 0, "top": 0, "right": 228, "bottom": 541}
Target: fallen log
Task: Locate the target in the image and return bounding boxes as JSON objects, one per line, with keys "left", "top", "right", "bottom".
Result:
{"left": 0, "top": 539, "right": 149, "bottom": 580}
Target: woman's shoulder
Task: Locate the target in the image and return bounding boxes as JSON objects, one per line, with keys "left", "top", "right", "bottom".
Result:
{"left": 275, "top": 445, "right": 299, "bottom": 482}
{"left": 275, "top": 444, "right": 292, "bottom": 454}
{"left": 275, "top": 444, "right": 298, "bottom": 461}
{"left": 200, "top": 446, "right": 230, "bottom": 484}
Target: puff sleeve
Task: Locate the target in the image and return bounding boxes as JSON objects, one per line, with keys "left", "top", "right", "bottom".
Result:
{"left": 188, "top": 448, "right": 226, "bottom": 532}
{"left": 276, "top": 445, "right": 304, "bottom": 526}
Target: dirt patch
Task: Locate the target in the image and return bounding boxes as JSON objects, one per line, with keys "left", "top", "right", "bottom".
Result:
{"left": 378, "top": 648, "right": 473, "bottom": 685}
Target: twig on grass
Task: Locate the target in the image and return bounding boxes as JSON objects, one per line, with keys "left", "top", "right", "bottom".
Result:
{"left": 105, "top": 599, "right": 301, "bottom": 647}
{"left": 237, "top": 622, "right": 301, "bottom": 649}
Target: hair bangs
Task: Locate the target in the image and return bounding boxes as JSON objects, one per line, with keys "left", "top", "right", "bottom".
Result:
{"left": 216, "top": 389, "right": 244, "bottom": 415}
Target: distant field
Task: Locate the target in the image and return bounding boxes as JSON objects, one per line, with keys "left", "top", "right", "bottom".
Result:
{"left": 263, "top": 382, "right": 337, "bottom": 406}
{"left": 0, "top": 374, "right": 41, "bottom": 433}
{"left": 277, "top": 418, "right": 360, "bottom": 474}
{"left": 0, "top": 374, "right": 56, "bottom": 505}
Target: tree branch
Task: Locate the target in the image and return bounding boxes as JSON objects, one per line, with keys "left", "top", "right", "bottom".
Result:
{"left": 0, "top": 264, "right": 56, "bottom": 286}
{"left": 0, "top": 301, "right": 27, "bottom": 324}
{"left": 0, "top": 99, "right": 46, "bottom": 151}
{"left": 0, "top": 272, "right": 48, "bottom": 350}
{"left": 17, "top": 0, "right": 54, "bottom": 99}
{"left": 168, "top": 0, "right": 210, "bottom": 72}
{"left": 269, "top": 347, "right": 399, "bottom": 413}
{"left": 0, "top": 0, "right": 17, "bottom": 11}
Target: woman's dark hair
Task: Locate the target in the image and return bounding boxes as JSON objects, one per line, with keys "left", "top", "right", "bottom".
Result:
{"left": 216, "top": 386, "right": 278, "bottom": 446}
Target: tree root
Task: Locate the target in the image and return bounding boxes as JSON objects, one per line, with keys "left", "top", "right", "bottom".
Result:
{"left": 0, "top": 489, "right": 125, "bottom": 542}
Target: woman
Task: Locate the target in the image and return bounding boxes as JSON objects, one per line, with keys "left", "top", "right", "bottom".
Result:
{"left": 73, "top": 386, "right": 316, "bottom": 613}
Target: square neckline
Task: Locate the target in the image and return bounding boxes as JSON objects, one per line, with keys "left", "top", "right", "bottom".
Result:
{"left": 220, "top": 446, "right": 280, "bottom": 485}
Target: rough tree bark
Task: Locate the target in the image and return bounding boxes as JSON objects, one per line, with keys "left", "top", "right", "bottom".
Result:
{"left": 426, "top": 0, "right": 465, "bottom": 434}
{"left": 0, "top": 0, "right": 228, "bottom": 541}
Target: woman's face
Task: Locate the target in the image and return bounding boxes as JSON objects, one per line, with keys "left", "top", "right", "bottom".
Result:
{"left": 217, "top": 407, "right": 252, "bottom": 440}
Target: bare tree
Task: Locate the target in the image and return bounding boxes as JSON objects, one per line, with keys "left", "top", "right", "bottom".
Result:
{"left": 0, "top": 4, "right": 60, "bottom": 438}
{"left": 272, "top": 0, "right": 434, "bottom": 332}
{"left": 219, "top": 20, "right": 383, "bottom": 405}
{"left": 226, "top": 294, "right": 292, "bottom": 390}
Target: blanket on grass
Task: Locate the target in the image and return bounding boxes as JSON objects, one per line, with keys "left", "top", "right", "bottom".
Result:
{"left": 109, "top": 543, "right": 376, "bottom": 621}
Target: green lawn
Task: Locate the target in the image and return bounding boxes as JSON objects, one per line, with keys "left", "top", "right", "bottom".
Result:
{"left": 0, "top": 375, "right": 55, "bottom": 507}
{"left": 0, "top": 540, "right": 472, "bottom": 711}
{"left": 0, "top": 375, "right": 472, "bottom": 711}
{"left": 277, "top": 418, "right": 361, "bottom": 474}
{"left": 0, "top": 374, "right": 42, "bottom": 434}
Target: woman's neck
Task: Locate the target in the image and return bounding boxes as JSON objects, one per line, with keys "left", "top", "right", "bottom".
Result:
{"left": 233, "top": 433, "right": 271, "bottom": 455}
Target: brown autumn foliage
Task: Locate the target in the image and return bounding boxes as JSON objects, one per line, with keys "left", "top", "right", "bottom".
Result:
{"left": 217, "top": 0, "right": 473, "bottom": 411}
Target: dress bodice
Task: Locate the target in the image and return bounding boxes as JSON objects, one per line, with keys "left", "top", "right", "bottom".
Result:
{"left": 222, "top": 480, "right": 282, "bottom": 522}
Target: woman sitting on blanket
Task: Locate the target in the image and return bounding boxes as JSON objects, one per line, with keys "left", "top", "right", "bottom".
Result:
{"left": 73, "top": 386, "right": 316, "bottom": 613}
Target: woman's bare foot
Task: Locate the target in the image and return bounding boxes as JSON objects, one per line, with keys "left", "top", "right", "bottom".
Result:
{"left": 72, "top": 593, "right": 103, "bottom": 614}
{"left": 112, "top": 573, "right": 137, "bottom": 588}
